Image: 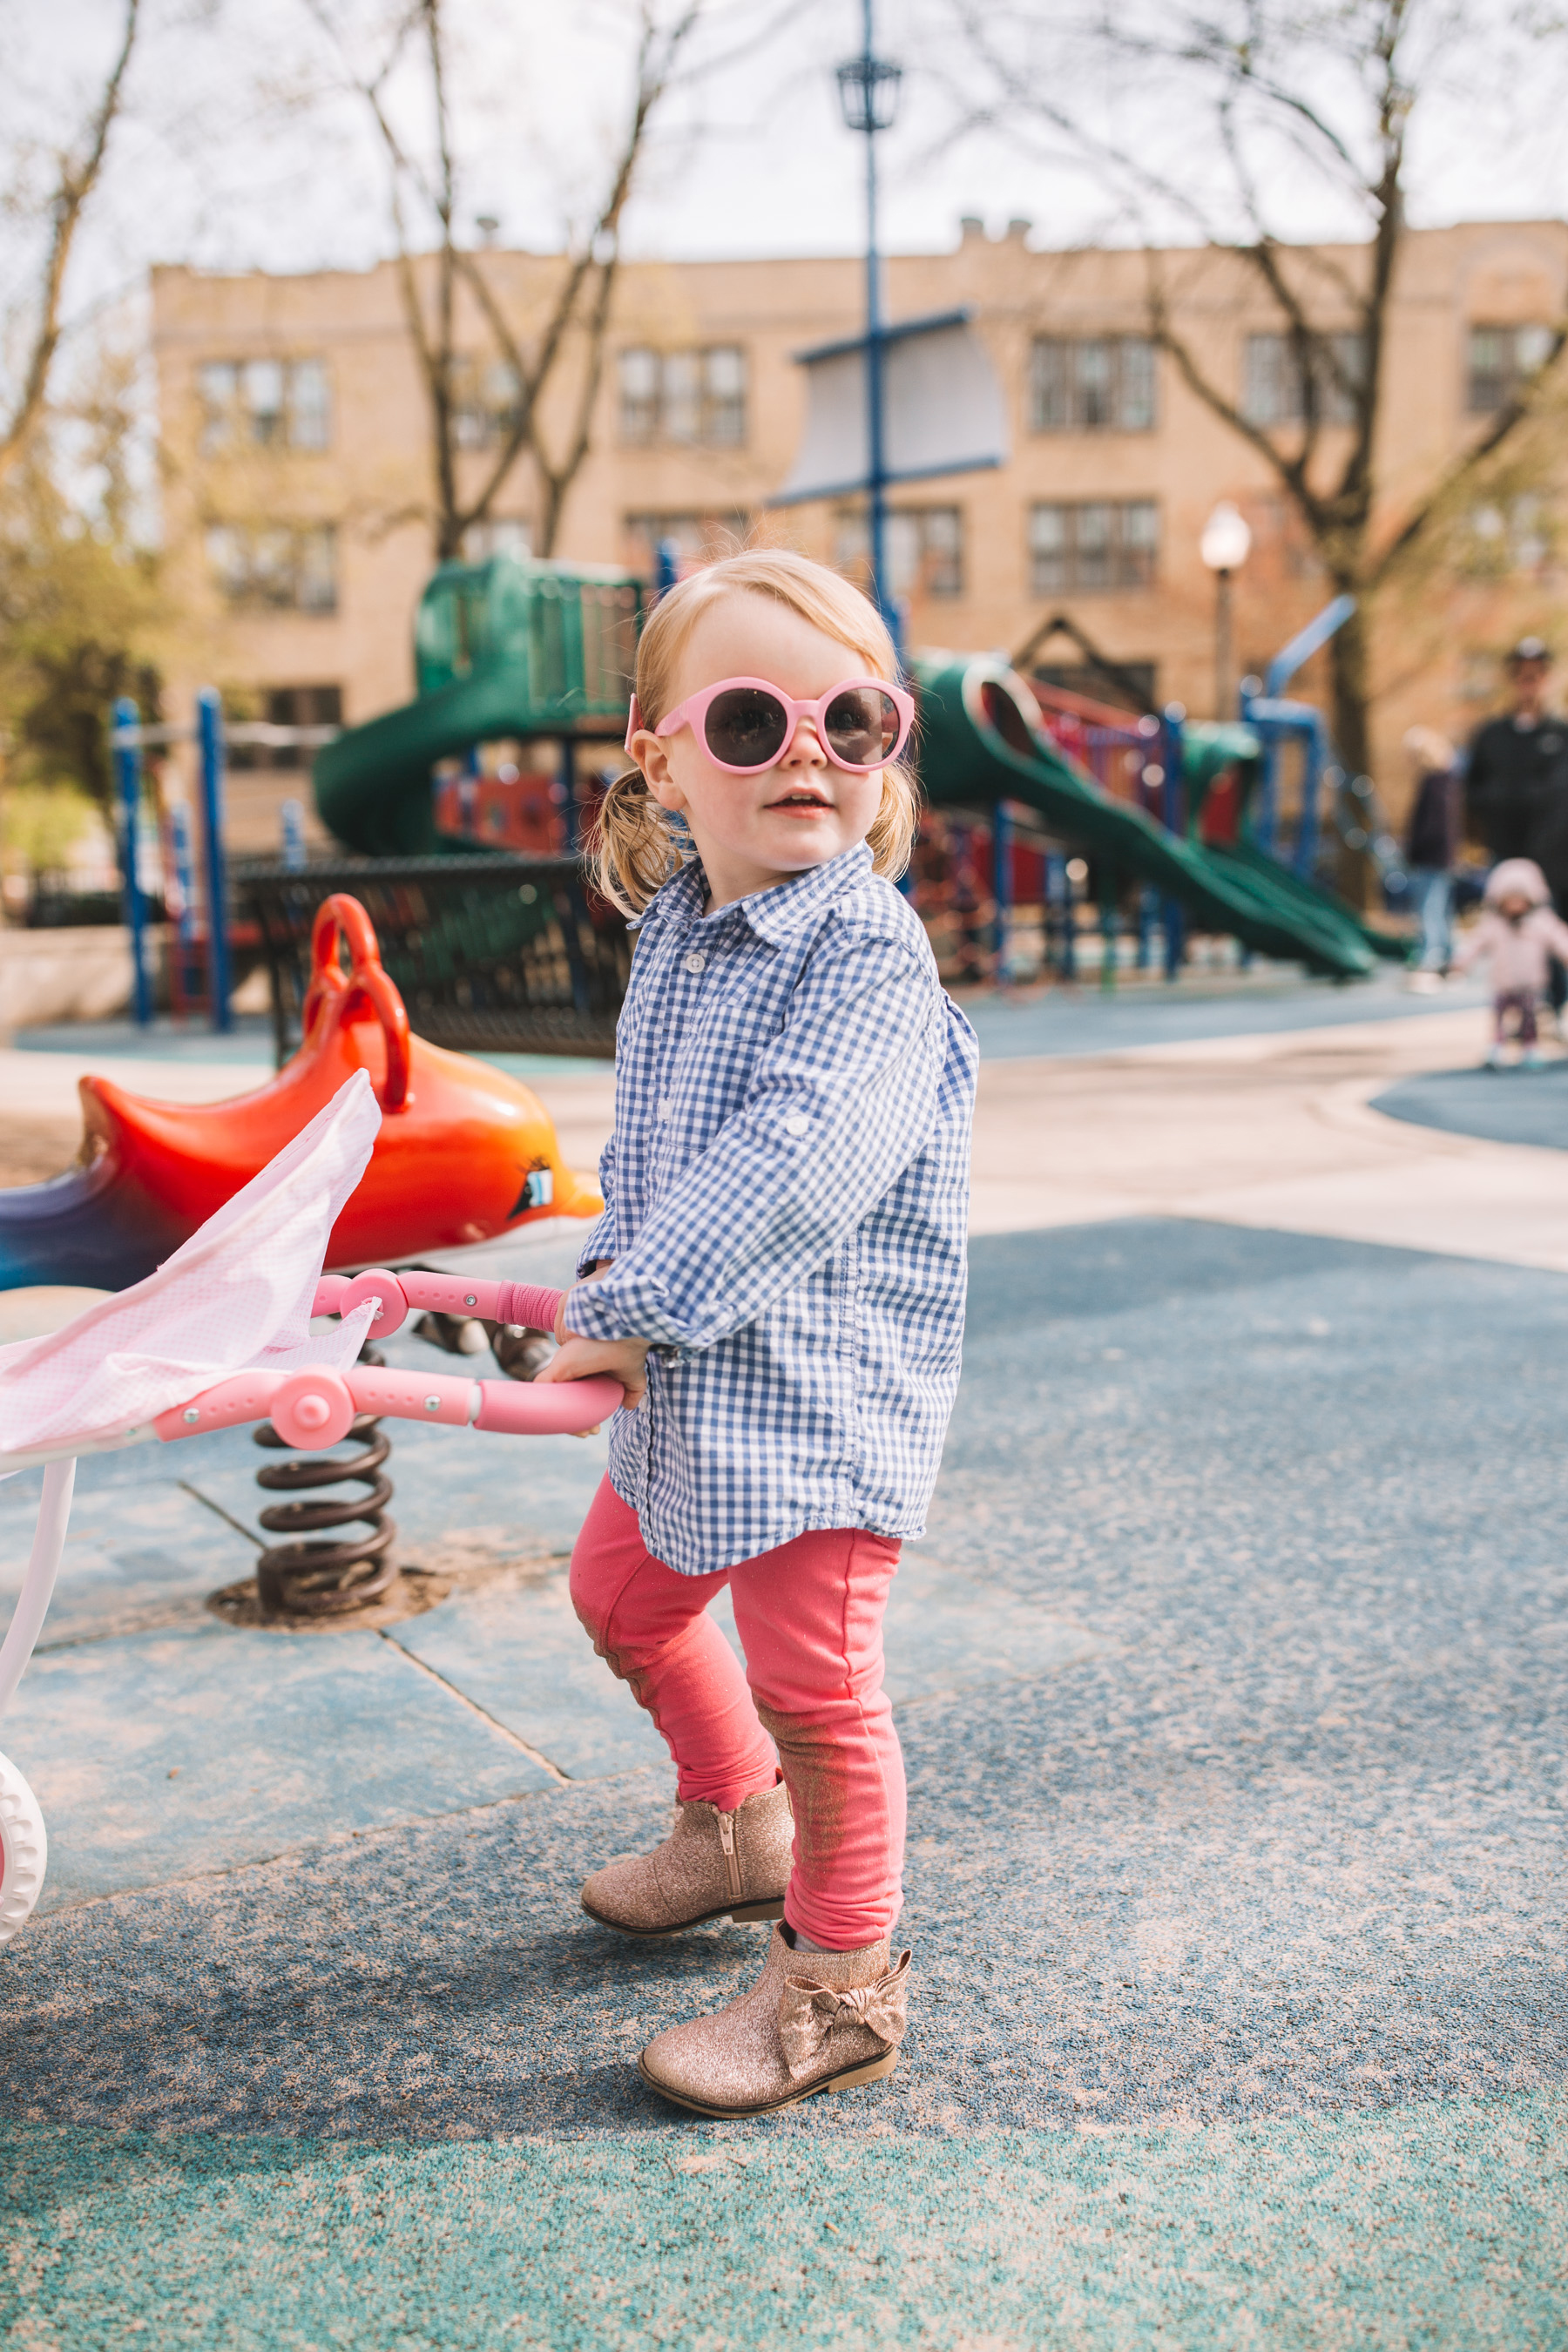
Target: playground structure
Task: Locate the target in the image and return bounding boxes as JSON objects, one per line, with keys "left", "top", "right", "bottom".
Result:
{"left": 313, "top": 558, "right": 641, "bottom": 859}
{"left": 291, "top": 559, "right": 1396, "bottom": 1002}
{"left": 0, "top": 894, "right": 602, "bottom": 1294}
{"left": 911, "top": 655, "right": 1385, "bottom": 983}
{"left": 0, "top": 1075, "right": 619, "bottom": 1948}
{"left": 98, "top": 558, "right": 1408, "bottom": 1058}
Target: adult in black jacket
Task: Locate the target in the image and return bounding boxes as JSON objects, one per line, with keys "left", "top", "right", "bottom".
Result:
{"left": 1465, "top": 638, "right": 1568, "bottom": 1010}
{"left": 1465, "top": 638, "right": 1568, "bottom": 885}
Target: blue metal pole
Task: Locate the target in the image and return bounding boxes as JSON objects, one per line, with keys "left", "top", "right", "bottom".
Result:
{"left": 112, "top": 696, "right": 152, "bottom": 1030}
{"left": 1160, "top": 704, "right": 1186, "bottom": 981}
{"left": 992, "top": 801, "right": 1013, "bottom": 980}
{"left": 861, "top": 0, "right": 898, "bottom": 666}
{"left": 280, "top": 798, "right": 307, "bottom": 871}
{"left": 655, "top": 537, "right": 680, "bottom": 599}
{"left": 169, "top": 798, "right": 199, "bottom": 1010}
{"left": 196, "top": 687, "right": 233, "bottom": 1034}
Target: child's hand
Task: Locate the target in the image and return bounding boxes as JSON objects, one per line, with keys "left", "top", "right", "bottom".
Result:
{"left": 533, "top": 1332, "right": 651, "bottom": 1422}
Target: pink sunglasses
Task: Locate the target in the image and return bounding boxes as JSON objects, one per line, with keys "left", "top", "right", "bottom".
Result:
{"left": 625, "top": 675, "right": 915, "bottom": 774}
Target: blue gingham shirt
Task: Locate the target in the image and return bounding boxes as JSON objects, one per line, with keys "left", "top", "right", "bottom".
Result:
{"left": 567, "top": 841, "right": 977, "bottom": 1576}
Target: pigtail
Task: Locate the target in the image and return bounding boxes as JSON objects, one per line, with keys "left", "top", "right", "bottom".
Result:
{"left": 866, "top": 759, "right": 921, "bottom": 883}
{"left": 588, "top": 765, "right": 686, "bottom": 918}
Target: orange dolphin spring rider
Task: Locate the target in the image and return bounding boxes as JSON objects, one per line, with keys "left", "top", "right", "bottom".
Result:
{"left": 0, "top": 895, "right": 604, "bottom": 1292}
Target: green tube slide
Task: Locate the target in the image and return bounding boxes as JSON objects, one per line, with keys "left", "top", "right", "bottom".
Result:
{"left": 314, "top": 670, "right": 556, "bottom": 858}
{"left": 914, "top": 656, "right": 1374, "bottom": 981}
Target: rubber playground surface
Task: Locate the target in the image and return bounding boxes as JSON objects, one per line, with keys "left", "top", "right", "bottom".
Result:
{"left": 1, "top": 994, "right": 1565, "bottom": 2348}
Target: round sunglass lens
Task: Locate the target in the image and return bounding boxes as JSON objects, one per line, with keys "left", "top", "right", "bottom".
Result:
{"left": 704, "top": 687, "right": 789, "bottom": 768}
{"left": 824, "top": 688, "right": 899, "bottom": 766}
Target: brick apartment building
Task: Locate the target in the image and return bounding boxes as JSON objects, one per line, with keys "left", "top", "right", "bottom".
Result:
{"left": 151, "top": 217, "right": 1568, "bottom": 847}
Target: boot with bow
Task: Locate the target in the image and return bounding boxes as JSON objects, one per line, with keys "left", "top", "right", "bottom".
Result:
{"left": 580, "top": 1779, "right": 793, "bottom": 1936}
{"left": 637, "top": 1924, "right": 911, "bottom": 2118}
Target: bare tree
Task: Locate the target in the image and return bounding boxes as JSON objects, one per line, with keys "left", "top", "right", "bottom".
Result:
{"left": 952, "top": 0, "right": 1568, "bottom": 884}
{"left": 0, "top": 0, "right": 141, "bottom": 489}
{"left": 308, "top": 0, "right": 703, "bottom": 560}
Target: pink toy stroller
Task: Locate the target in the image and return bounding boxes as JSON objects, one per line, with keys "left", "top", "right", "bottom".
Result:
{"left": 0, "top": 1074, "right": 615, "bottom": 1946}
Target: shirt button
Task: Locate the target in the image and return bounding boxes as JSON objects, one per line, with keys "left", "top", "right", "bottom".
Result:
{"left": 783, "top": 1112, "right": 809, "bottom": 1137}
{"left": 684, "top": 951, "right": 706, "bottom": 975}
{"left": 658, "top": 1098, "right": 672, "bottom": 1121}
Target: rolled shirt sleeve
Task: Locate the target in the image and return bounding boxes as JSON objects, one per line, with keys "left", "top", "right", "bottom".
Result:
{"left": 566, "top": 931, "right": 945, "bottom": 1355}
{"left": 574, "top": 1132, "right": 618, "bottom": 1276}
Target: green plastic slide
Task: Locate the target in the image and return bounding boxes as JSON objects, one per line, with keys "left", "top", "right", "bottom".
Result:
{"left": 914, "top": 656, "right": 1374, "bottom": 981}
{"left": 313, "top": 558, "right": 642, "bottom": 858}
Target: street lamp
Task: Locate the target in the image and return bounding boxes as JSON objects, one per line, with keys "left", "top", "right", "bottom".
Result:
{"left": 836, "top": 3, "right": 902, "bottom": 652}
{"left": 1200, "top": 499, "right": 1252, "bottom": 720}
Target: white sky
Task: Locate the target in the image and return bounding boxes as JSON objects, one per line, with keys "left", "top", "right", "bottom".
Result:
{"left": 7, "top": 0, "right": 1568, "bottom": 402}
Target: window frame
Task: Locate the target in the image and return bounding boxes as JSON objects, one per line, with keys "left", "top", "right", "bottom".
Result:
{"left": 196, "top": 356, "right": 334, "bottom": 453}
{"left": 205, "top": 521, "right": 340, "bottom": 615}
{"left": 1027, "top": 499, "right": 1159, "bottom": 596}
{"left": 1030, "top": 335, "right": 1159, "bottom": 434}
{"left": 1466, "top": 321, "right": 1556, "bottom": 416}
{"left": 1241, "top": 331, "right": 1364, "bottom": 429}
{"left": 834, "top": 504, "right": 965, "bottom": 600}
{"left": 616, "top": 344, "right": 749, "bottom": 448}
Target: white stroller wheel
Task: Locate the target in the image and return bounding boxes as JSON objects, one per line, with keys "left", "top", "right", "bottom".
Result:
{"left": 0, "top": 1749, "right": 46, "bottom": 1945}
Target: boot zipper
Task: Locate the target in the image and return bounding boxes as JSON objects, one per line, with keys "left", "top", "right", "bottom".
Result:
{"left": 717, "top": 1808, "right": 742, "bottom": 1903}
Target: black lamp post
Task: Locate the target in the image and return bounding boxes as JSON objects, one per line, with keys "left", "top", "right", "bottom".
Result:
{"left": 835, "top": 3, "right": 902, "bottom": 653}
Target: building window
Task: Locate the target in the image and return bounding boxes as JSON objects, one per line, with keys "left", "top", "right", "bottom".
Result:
{"left": 461, "top": 517, "right": 533, "bottom": 564}
{"left": 1464, "top": 495, "right": 1552, "bottom": 578}
{"left": 1242, "top": 332, "right": 1364, "bottom": 427}
{"left": 1031, "top": 336, "right": 1156, "bottom": 432}
{"left": 1029, "top": 500, "right": 1158, "bottom": 595}
{"left": 198, "top": 358, "right": 332, "bottom": 453}
{"left": 206, "top": 524, "right": 338, "bottom": 613}
{"left": 623, "top": 510, "right": 752, "bottom": 578}
{"left": 835, "top": 506, "right": 964, "bottom": 599}
{"left": 226, "top": 683, "right": 343, "bottom": 771}
{"left": 618, "top": 346, "right": 747, "bottom": 446}
{"left": 1467, "top": 323, "right": 1556, "bottom": 415}
{"left": 451, "top": 357, "right": 522, "bottom": 449}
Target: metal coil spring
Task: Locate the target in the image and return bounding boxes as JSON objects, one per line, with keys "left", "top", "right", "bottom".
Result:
{"left": 253, "top": 1345, "right": 397, "bottom": 1617}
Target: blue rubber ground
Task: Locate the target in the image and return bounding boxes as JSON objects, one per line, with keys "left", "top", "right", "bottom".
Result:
{"left": 1375, "top": 1059, "right": 1568, "bottom": 1151}
{"left": 0, "top": 1215, "right": 1565, "bottom": 2344}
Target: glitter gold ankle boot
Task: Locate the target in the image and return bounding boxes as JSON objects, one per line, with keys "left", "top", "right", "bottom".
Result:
{"left": 580, "top": 1779, "right": 792, "bottom": 1936}
{"left": 637, "top": 1925, "right": 911, "bottom": 2119}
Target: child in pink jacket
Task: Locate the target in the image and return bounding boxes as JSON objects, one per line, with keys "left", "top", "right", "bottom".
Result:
{"left": 1453, "top": 858, "right": 1568, "bottom": 1066}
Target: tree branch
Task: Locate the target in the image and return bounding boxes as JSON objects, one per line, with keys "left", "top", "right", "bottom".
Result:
{"left": 0, "top": 0, "right": 140, "bottom": 486}
{"left": 456, "top": 3, "right": 703, "bottom": 539}
{"left": 1370, "top": 328, "right": 1568, "bottom": 586}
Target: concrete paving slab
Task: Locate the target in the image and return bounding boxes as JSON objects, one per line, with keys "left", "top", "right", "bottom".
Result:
{"left": 0, "top": 1479, "right": 250, "bottom": 1646}
{"left": 389, "top": 1571, "right": 670, "bottom": 1781}
{"left": 8, "top": 1619, "right": 556, "bottom": 1913}
{"left": 0, "top": 1428, "right": 272, "bottom": 1644}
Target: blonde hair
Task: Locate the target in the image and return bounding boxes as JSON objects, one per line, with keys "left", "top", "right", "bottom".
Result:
{"left": 589, "top": 548, "right": 920, "bottom": 916}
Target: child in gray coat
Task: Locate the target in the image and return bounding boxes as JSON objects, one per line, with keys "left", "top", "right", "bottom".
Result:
{"left": 1452, "top": 858, "right": 1568, "bottom": 1066}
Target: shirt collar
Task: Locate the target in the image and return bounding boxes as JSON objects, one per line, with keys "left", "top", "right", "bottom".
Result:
{"left": 731, "top": 843, "right": 875, "bottom": 945}
{"left": 635, "top": 841, "right": 874, "bottom": 945}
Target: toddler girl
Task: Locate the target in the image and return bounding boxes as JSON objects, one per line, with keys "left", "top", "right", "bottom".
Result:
{"left": 536, "top": 549, "right": 977, "bottom": 2118}
{"left": 1452, "top": 856, "right": 1568, "bottom": 1067}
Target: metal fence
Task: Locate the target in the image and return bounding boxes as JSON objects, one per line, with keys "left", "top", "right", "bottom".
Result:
{"left": 240, "top": 854, "right": 631, "bottom": 1065}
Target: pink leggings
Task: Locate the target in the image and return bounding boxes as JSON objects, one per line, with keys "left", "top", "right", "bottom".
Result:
{"left": 569, "top": 1475, "right": 904, "bottom": 1950}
